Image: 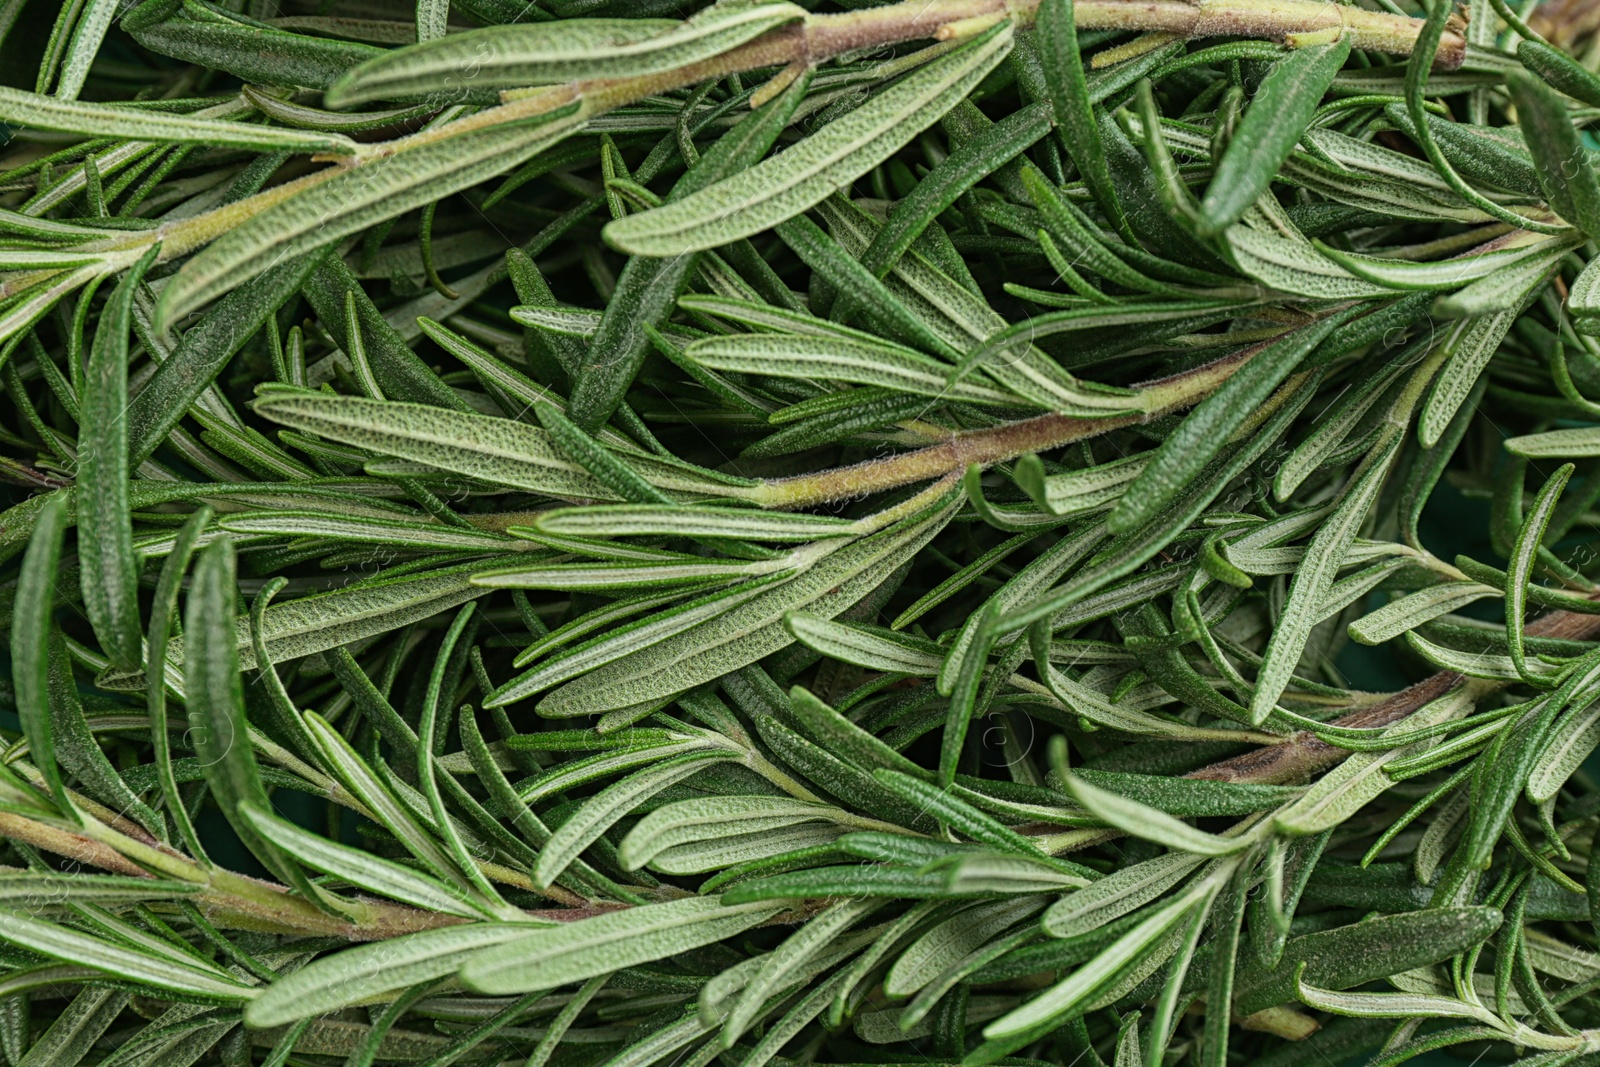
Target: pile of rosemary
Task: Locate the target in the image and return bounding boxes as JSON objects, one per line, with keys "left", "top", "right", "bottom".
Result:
{"left": 6, "top": 0, "right": 1600, "bottom": 1063}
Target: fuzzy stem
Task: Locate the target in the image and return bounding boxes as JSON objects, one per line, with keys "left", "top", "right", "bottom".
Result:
{"left": 1189, "top": 598, "right": 1600, "bottom": 785}
{"left": 6, "top": 0, "right": 1461, "bottom": 306}
{"left": 751, "top": 335, "right": 1269, "bottom": 508}
{"left": 0, "top": 785, "right": 601, "bottom": 939}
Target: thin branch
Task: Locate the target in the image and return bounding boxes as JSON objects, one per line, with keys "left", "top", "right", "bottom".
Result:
{"left": 1190, "top": 598, "right": 1600, "bottom": 785}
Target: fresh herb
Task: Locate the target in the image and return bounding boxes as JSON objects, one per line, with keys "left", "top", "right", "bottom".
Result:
{"left": 2, "top": 1, "right": 1599, "bottom": 1065}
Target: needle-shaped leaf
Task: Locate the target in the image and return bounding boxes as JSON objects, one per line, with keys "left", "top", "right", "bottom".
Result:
{"left": 1504, "top": 427, "right": 1600, "bottom": 457}
{"left": 0, "top": 86, "right": 360, "bottom": 154}
{"left": 327, "top": 4, "right": 804, "bottom": 106}
{"left": 532, "top": 504, "right": 854, "bottom": 541}
{"left": 244, "top": 923, "right": 539, "bottom": 1027}
{"left": 565, "top": 65, "right": 810, "bottom": 433}
{"left": 236, "top": 803, "right": 485, "bottom": 919}
{"left": 185, "top": 537, "right": 349, "bottom": 914}
{"left": 1348, "top": 582, "right": 1501, "bottom": 646}
{"left": 686, "top": 333, "right": 1020, "bottom": 405}
{"left": 219, "top": 510, "right": 523, "bottom": 553}
{"left": 1232, "top": 906, "right": 1504, "bottom": 1015}
{"left": 0, "top": 910, "right": 255, "bottom": 1003}
{"left": 619, "top": 795, "right": 845, "bottom": 872}
{"left": 11, "top": 495, "right": 73, "bottom": 820}
{"left": 128, "top": 250, "right": 328, "bottom": 466}
{"left": 1249, "top": 432, "right": 1400, "bottom": 723}
{"left": 1061, "top": 773, "right": 1257, "bottom": 855}
{"left": 1507, "top": 67, "right": 1600, "bottom": 234}
{"left": 77, "top": 247, "right": 156, "bottom": 671}
{"left": 785, "top": 613, "right": 945, "bottom": 675}
{"left": 462, "top": 897, "right": 786, "bottom": 994}
{"left": 1507, "top": 463, "right": 1575, "bottom": 683}
{"left": 1110, "top": 308, "right": 1354, "bottom": 534}
{"left": 533, "top": 750, "right": 739, "bottom": 888}
{"left": 1037, "top": 0, "right": 1130, "bottom": 242}
{"left": 1042, "top": 851, "right": 1207, "bottom": 939}
{"left": 157, "top": 109, "right": 584, "bottom": 331}
{"left": 979, "top": 873, "right": 1221, "bottom": 1045}
{"left": 1197, "top": 36, "right": 1352, "bottom": 236}
{"left": 252, "top": 390, "right": 751, "bottom": 500}
{"left": 1521, "top": 39, "right": 1600, "bottom": 107}
{"left": 603, "top": 22, "right": 1014, "bottom": 256}
{"left": 1418, "top": 309, "right": 1521, "bottom": 448}
{"left": 535, "top": 495, "right": 957, "bottom": 717}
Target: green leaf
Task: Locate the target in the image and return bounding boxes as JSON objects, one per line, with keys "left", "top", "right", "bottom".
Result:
{"left": 1197, "top": 36, "right": 1352, "bottom": 236}
{"left": 1233, "top": 906, "right": 1503, "bottom": 1015}
{"left": 185, "top": 538, "right": 347, "bottom": 911}
{"left": 1061, "top": 773, "right": 1257, "bottom": 856}
{"left": 488, "top": 577, "right": 790, "bottom": 707}
{"left": 107, "top": 560, "right": 492, "bottom": 692}
{"left": 301, "top": 711, "right": 504, "bottom": 915}
{"left": 1248, "top": 432, "right": 1400, "bottom": 723}
{"left": 1507, "top": 463, "right": 1575, "bottom": 683}
{"left": 1521, "top": 39, "right": 1600, "bottom": 107}
{"left": 785, "top": 613, "right": 945, "bottom": 675}
{"left": 619, "top": 795, "right": 846, "bottom": 872}
{"left": 156, "top": 109, "right": 584, "bottom": 331}
{"left": 303, "top": 257, "right": 467, "bottom": 411}
{"left": 565, "top": 65, "right": 811, "bottom": 433}
{"left": 0, "top": 873, "right": 196, "bottom": 904}
{"left": 860, "top": 101, "right": 1053, "bottom": 278}
{"left": 0, "top": 86, "right": 360, "bottom": 154}
{"left": 723, "top": 897, "right": 881, "bottom": 1044}
{"left": 128, "top": 251, "right": 327, "bottom": 467}
{"left": 603, "top": 22, "right": 1014, "bottom": 256}
{"left": 130, "top": 16, "right": 383, "bottom": 90}
{"left": 1036, "top": 0, "right": 1128, "bottom": 241}
{"left": 0, "top": 910, "right": 254, "bottom": 1004}
{"left": 45, "top": 628, "right": 162, "bottom": 838}
{"left": 244, "top": 922, "right": 539, "bottom": 1027}
{"left": 472, "top": 556, "right": 783, "bottom": 592}
{"left": 979, "top": 871, "right": 1223, "bottom": 1044}
{"left": 1294, "top": 978, "right": 1492, "bottom": 1022}
{"left": 219, "top": 510, "right": 523, "bottom": 554}
{"left": 1110, "top": 308, "right": 1356, "bottom": 534}
{"left": 1316, "top": 237, "right": 1565, "bottom": 292}
{"left": 251, "top": 390, "right": 752, "bottom": 501}
{"left": 873, "top": 771, "right": 1090, "bottom": 876}
{"left": 534, "top": 750, "right": 739, "bottom": 887}
{"left": 1042, "top": 851, "right": 1206, "bottom": 939}
{"left": 1528, "top": 698, "right": 1600, "bottom": 804}
{"left": 462, "top": 896, "right": 785, "bottom": 994}
{"left": 886, "top": 897, "right": 1044, "bottom": 998}
{"left": 1418, "top": 308, "right": 1523, "bottom": 447}
{"left": 328, "top": 4, "right": 803, "bottom": 106}
{"left": 1348, "top": 582, "right": 1500, "bottom": 645}
{"left": 1275, "top": 685, "right": 1475, "bottom": 834}
{"left": 789, "top": 685, "right": 931, "bottom": 778}
{"left": 1507, "top": 67, "right": 1600, "bottom": 234}
{"left": 236, "top": 803, "right": 486, "bottom": 919}
{"left": 685, "top": 333, "right": 1020, "bottom": 405}
{"left": 1431, "top": 238, "right": 1572, "bottom": 318}
{"left": 47, "top": 0, "right": 119, "bottom": 100}
{"left": 532, "top": 504, "right": 854, "bottom": 541}
{"left": 77, "top": 248, "right": 157, "bottom": 671}
{"left": 1504, "top": 427, "right": 1600, "bottom": 457}
{"left": 535, "top": 494, "right": 957, "bottom": 717}
{"left": 11, "top": 495, "right": 72, "bottom": 820}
